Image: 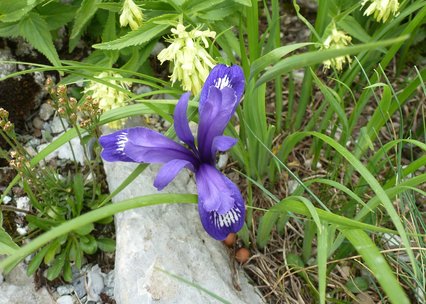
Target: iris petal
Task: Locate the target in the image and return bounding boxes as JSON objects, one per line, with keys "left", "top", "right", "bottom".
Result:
{"left": 174, "top": 92, "right": 196, "bottom": 150}
{"left": 154, "top": 159, "right": 194, "bottom": 190}
{"left": 197, "top": 173, "right": 245, "bottom": 240}
{"left": 100, "top": 127, "right": 198, "bottom": 166}
{"left": 211, "top": 135, "right": 237, "bottom": 155}
{"left": 99, "top": 130, "right": 134, "bottom": 162}
{"left": 197, "top": 86, "right": 237, "bottom": 163}
{"left": 195, "top": 164, "right": 234, "bottom": 213}
{"left": 199, "top": 64, "right": 245, "bottom": 115}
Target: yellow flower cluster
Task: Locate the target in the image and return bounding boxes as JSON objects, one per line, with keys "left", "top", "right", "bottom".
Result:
{"left": 120, "top": 0, "right": 143, "bottom": 30}
{"left": 84, "top": 72, "right": 130, "bottom": 112}
{"left": 361, "top": 0, "right": 400, "bottom": 23}
{"left": 321, "top": 27, "right": 352, "bottom": 71}
{"left": 157, "top": 23, "right": 216, "bottom": 95}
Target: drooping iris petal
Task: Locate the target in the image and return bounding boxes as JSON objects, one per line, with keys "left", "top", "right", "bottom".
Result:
{"left": 195, "top": 164, "right": 234, "bottom": 213}
{"left": 99, "top": 130, "right": 134, "bottom": 162}
{"left": 197, "top": 86, "right": 237, "bottom": 163}
{"left": 199, "top": 64, "right": 245, "bottom": 115}
{"left": 211, "top": 136, "right": 237, "bottom": 155}
{"left": 198, "top": 174, "right": 245, "bottom": 240}
{"left": 153, "top": 159, "right": 195, "bottom": 190}
{"left": 100, "top": 127, "right": 198, "bottom": 165}
{"left": 173, "top": 92, "right": 196, "bottom": 151}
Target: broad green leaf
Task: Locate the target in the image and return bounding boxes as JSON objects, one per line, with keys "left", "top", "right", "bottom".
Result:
{"left": 256, "top": 36, "right": 408, "bottom": 86}
{"left": 18, "top": 12, "right": 61, "bottom": 67}
{"left": 73, "top": 223, "right": 94, "bottom": 236}
{"left": 69, "top": 0, "right": 98, "bottom": 51}
{"left": 96, "top": 238, "right": 116, "bottom": 252}
{"left": 93, "top": 21, "right": 171, "bottom": 50}
{"left": 37, "top": 2, "right": 77, "bottom": 30}
{"left": 0, "top": 22, "right": 19, "bottom": 37}
{"left": 0, "top": 0, "right": 40, "bottom": 22}
{"left": 80, "top": 235, "right": 97, "bottom": 254}
{"left": 342, "top": 229, "right": 410, "bottom": 303}
{"left": 256, "top": 211, "right": 279, "bottom": 249}
{"left": 338, "top": 16, "right": 372, "bottom": 43}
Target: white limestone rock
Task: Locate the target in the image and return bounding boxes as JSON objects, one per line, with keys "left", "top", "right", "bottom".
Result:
{"left": 104, "top": 161, "right": 263, "bottom": 304}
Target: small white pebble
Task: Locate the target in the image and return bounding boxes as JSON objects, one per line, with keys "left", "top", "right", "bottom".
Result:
{"left": 15, "top": 197, "right": 31, "bottom": 216}
{"left": 2, "top": 196, "right": 12, "bottom": 204}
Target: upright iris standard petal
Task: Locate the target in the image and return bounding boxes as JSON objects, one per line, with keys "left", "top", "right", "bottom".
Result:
{"left": 197, "top": 173, "right": 245, "bottom": 240}
{"left": 173, "top": 92, "right": 196, "bottom": 151}
{"left": 199, "top": 64, "right": 245, "bottom": 114}
{"left": 197, "top": 86, "right": 238, "bottom": 163}
{"left": 211, "top": 136, "right": 237, "bottom": 155}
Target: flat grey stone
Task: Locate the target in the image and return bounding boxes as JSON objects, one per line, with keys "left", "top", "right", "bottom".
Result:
{"left": 104, "top": 161, "right": 263, "bottom": 304}
{"left": 0, "top": 262, "right": 54, "bottom": 304}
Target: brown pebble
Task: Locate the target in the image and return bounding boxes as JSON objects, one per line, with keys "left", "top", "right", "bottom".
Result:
{"left": 235, "top": 247, "right": 250, "bottom": 264}
{"left": 223, "top": 233, "right": 236, "bottom": 247}
{"left": 32, "top": 116, "right": 44, "bottom": 129}
{"left": 33, "top": 128, "right": 42, "bottom": 138}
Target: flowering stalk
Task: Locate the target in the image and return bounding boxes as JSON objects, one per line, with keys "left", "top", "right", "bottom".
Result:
{"left": 361, "top": 0, "right": 400, "bottom": 23}
{"left": 157, "top": 23, "right": 216, "bottom": 95}
{"left": 99, "top": 65, "right": 246, "bottom": 240}
{"left": 321, "top": 26, "right": 352, "bottom": 71}
{"left": 119, "top": 0, "right": 143, "bottom": 30}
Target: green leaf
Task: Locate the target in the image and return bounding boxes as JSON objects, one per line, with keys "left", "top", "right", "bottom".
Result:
{"left": 0, "top": 22, "right": 20, "bottom": 37}
{"left": 0, "top": 226, "right": 19, "bottom": 255}
{"left": 73, "top": 223, "right": 94, "bottom": 236}
{"left": 256, "top": 211, "right": 279, "bottom": 249}
{"left": 93, "top": 22, "right": 171, "bottom": 50}
{"left": 0, "top": 0, "right": 39, "bottom": 22}
{"left": 97, "top": 238, "right": 116, "bottom": 252}
{"left": 18, "top": 12, "right": 61, "bottom": 67}
{"left": 46, "top": 249, "right": 67, "bottom": 281}
{"left": 38, "top": 2, "right": 77, "bottom": 31}
{"left": 256, "top": 36, "right": 409, "bottom": 86}
{"left": 69, "top": 0, "right": 98, "bottom": 51}
{"left": 80, "top": 235, "right": 97, "bottom": 254}
{"left": 73, "top": 173, "right": 84, "bottom": 214}
{"left": 345, "top": 277, "right": 369, "bottom": 293}
{"left": 342, "top": 229, "right": 410, "bottom": 303}
{"left": 27, "top": 245, "right": 50, "bottom": 276}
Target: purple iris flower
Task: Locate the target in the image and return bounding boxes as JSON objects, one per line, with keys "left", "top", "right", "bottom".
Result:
{"left": 99, "top": 65, "right": 245, "bottom": 240}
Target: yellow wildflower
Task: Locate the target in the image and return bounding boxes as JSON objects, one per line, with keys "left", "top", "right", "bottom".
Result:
{"left": 157, "top": 23, "right": 216, "bottom": 95}
{"left": 361, "top": 0, "right": 399, "bottom": 23}
{"left": 321, "top": 26, "right": 352, "bottom": 71}
{"left": 120, "top": 0, "right": 143, "bottom": 31}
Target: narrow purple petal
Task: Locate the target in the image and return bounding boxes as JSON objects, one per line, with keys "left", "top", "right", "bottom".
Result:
{"left": 153, "top": 159, "right": 194, "bottom": 190}
{"left": 199, "top": 64, "right": 245, "bottom": 115}
{"left": 101, "top": 127, "right": 198, "bottom": 166}
{"left": 99, "top": 130, "right": 135, "bottom": 162}
{"left": 173, "top": 92, "right": 195, "bottom": 150}
{"left": 195, "top": 164, "right": 234, "bottom": 213}
{"left": 211, "top": 136, "right": 237, "bottom": 155}
{"left": 197, "top": 86, "right": 237, "bottom": 163}
{"left": 198, "top": 174, "right": 245, "bottom": 240}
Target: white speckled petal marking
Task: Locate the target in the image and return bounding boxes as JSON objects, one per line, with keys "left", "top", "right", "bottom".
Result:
{"left": 212, "top": 206, "right": 241, "bottom": 228}
{"left": 116, "top": 132, "right": 129, "bottom": 152}
{"left": 214, "top": 74, "right": 232, "bottom": 90}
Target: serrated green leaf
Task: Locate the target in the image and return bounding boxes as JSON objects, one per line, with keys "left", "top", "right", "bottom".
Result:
{"left": 97, "top": 238, "right": 116, "bottom": 252}
{"left": 37, "top": 2, "right": 77, "bottom": 31}
{"left": 0, "top": 22, "right": 20, "bottom": 37}
{"left": 93, "top": 22, "right": 170, "bottom": 50}
{"left": 18, "top": 12, "right": 61, "bottom": 67}
{"left": 69, "top": 0, "right": 98, "bottom": 51}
